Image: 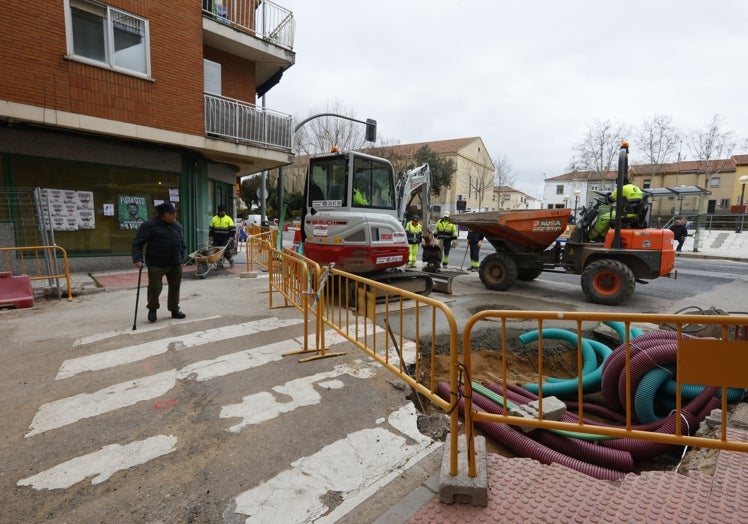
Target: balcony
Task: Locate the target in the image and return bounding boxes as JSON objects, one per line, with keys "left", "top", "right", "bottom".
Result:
{"left": 204, "top": 93, "right": 292, "bottom": 152}
{"left": 202, "top": 0, "right": 296, "bottom": 91}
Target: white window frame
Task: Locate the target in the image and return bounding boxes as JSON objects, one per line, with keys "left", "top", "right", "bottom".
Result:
{"left": 64, "top": 0, "right": 151, "bottom": 79}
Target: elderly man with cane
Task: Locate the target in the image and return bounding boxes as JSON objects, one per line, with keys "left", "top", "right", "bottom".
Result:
{"left": 131, "top": 202, "right": 187, "bottom": 323}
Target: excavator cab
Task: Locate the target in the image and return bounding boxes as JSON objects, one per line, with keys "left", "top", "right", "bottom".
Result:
{"left": 301, "top": 151, "right": 409, "bottom": 273}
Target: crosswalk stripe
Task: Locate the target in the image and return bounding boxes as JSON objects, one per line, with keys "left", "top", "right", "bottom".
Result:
{"left": 232, "top": 404, "right": 438, "bottom": 523}
{"left": 18, "top": 435, "right": 178, "bottom": 490}
{"left": 29, "top": 329, "right": 343, "bottom": 437}
{"left": 56, "top": 317, "right": 304, "bottom": 380}
{"left": 220, "top": 362, "right": 376, "bottom": 432}
{"left": 73, "top": 316, "right": 222, "bottom": 346}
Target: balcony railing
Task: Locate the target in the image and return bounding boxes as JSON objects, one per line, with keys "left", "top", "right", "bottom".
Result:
{"left": 204, "top": 93, "right": 293, "bottom": 152}
{"left": 202, "top": 0, "right": 295, "bottom": 50}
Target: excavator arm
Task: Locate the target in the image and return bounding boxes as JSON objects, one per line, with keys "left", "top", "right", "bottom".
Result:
{"left": 396, "top": 163, "right": 431, "bottom": 225}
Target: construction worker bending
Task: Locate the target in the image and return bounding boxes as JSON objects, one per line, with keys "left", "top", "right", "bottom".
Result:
{"left": 404, "top": 215, "right": 423, "bottom": 268}
{"left": 209, "top": 205, "right": 236, "bottom": 266}
{"left": 589, "top": 181, "right": 643, "bottom": 241}
{"left": 435, "top": 212, "right": 458, "bottom": 268}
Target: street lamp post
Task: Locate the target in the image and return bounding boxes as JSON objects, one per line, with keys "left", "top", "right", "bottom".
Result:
{"left": 563, "top": 194, "right": 569, "bottom": 209}
{"left": 573, "top": 189, "right": 581, "bottom": 219}
{"left": 738, "top": 175, "right": 748, "bottom": 233}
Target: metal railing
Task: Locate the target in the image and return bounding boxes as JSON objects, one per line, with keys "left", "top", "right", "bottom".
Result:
{"left": 251, "top": 239, "right": 748, "bottom": 501}
{"left": 255, "top": 242, "right": 465, "bottom": 475}
{"left": 202, "top": 0, "right": 295, "bottom": 50}
{"left": 204, "top": 93, "right": 293, "bottom": 151}
{"left": 0, "top": 246, "right": 73, "bottom": 302}
{"left": 459, "top": 310, "right": 748, "bottom": 479}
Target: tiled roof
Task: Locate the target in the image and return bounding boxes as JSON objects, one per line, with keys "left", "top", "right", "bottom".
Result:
{"left": 361, "top": 137, "right": 484, "bottom": 157}
{"left": 545, "top": 171, "right": 618, "bottom": 182}
{"left": 495, "top": 185, "right": 536, "bottom": 199}
{"left": 548, "top": 156, "right": 741, "bottom": 181}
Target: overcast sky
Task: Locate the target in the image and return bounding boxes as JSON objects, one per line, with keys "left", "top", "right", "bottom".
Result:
{"left": 266, "top": 1, "right": 748, "bottom": 197}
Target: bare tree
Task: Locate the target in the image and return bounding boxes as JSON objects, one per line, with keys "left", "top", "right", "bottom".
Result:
{"left": 634, "top": 115, "right": 680, "bottom": 176}
{"left": 294, "top": 100, "right": 374, "bottom": 155}
{"left": 572, "top": 119, "right": 632, "bottom": 182}
{"left": 686, "top": 114, "right": 736, "bottom": 188}
{"left": 493, "top": 153, "right": 515, "bottom": 209}
{"left": 466, "top": 160, "right": 495, "bottom": 211}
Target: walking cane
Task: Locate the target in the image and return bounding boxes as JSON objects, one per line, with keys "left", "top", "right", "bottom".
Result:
{"left": 132, "top": 265, "right": 143, "bottom": 330}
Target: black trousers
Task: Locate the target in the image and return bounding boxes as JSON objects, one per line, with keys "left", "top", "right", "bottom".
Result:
{"left": 146, "top": 264, "right": 182, "bottom": 312}
{"left": 469, "top": 241, "right": 481, "bottom": 264}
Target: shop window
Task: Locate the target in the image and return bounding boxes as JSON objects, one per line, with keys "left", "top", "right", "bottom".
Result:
{"left": 65, "top": 0, "right": 151, "bottom": 77}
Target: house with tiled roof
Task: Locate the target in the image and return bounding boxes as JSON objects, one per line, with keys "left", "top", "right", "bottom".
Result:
{"left": 362, "top": 137, "right": 496, "bottom": 215}
{"left": 542, "top": 171, "right": 618, "bottom": 214}
{"left": 544, "top": 155, "right": 747, "bottom": 219}
{"left": 494, "top": 186, "right": 538, "bottom": 210}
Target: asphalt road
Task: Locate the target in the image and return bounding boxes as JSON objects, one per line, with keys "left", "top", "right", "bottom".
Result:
{"left": 446, "top": 242, "right": 748, "bottom": 315}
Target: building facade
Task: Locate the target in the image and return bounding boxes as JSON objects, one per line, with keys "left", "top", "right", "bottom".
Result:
{"left": 364, "top": 137, "right": 496, "bottom": 216}
{"left": 544, "top": 155, "right": 748, "bottom": 222}
{"left": 0, "top": 0, "right": 296, "bottom": 271}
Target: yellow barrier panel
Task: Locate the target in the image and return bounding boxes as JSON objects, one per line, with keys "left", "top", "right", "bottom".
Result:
{"left": 0, "top": 245, "right": 73, "bottom": 302}
{"left": 245, "top": 230, "right": 275, "bottom": 273}
{"left": 460, "top": 310, "right": 748, "bottom": 479}
{"left": 320, "top": 266, "right": 464, "bottom": 477}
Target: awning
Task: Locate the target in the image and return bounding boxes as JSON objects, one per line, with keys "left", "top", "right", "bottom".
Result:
{"left": 643, "top": 186, "right": 710, "bottom": 197}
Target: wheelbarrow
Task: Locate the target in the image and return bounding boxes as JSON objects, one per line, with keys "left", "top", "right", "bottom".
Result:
{"left": 187, "top": 242, "right": 232, "bottom": 279}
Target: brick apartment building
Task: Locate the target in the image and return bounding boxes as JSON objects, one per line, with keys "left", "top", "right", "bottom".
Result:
{"left": 0, "top": 0, "right": 295, "bottom": 271}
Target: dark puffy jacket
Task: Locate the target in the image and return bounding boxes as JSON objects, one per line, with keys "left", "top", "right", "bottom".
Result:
{"left": 131, "top": 217, "right": 186, "bottom": 266}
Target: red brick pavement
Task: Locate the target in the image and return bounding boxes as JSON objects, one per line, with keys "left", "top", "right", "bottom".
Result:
{"left": 408, "top": 429, "right": 748, "bottom": 523}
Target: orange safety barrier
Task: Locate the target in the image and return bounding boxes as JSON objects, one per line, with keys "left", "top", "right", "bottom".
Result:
{"left": 459, "top": 310, "right": 748, "bottom": 479}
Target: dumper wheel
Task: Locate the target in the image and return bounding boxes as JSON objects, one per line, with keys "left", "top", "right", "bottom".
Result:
{"left": 581, "top": 259, "right": 635, "bottom": 306}
{"left": 517, "top": 267, "right": 543, "bottom": 281}
{"left": 479, "top": 253, "right": 518, "bottom": 291}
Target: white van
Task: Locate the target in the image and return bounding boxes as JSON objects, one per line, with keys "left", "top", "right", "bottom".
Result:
{"left": 245, "top": 214, "right": 262, "bottom": 227}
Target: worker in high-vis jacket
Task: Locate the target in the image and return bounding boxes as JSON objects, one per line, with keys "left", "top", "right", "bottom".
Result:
{"left": 209, "top": 205, "right": 236, "bottom": 266}
{"left": 589, "top": 182, "right": 643, "bottom": 240}
{"left": 404, "top": 215, "right": 423, "bottom": 268}
{"left": 435, "top": 212, "right": 458, "bottom": 267}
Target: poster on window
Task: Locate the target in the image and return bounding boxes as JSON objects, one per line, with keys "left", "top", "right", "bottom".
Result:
{"left": 39, "top": 188, "right": 96, "bottom": 231}
{"left": 119, "top": 195, "right": 148, "bottom": 230}
{"left": 76, "top": 191, "right": 95, "bottom": 229}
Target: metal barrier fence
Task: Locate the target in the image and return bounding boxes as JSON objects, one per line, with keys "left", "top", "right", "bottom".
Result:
{"left": 460, "top": 310, "right": 748, "bottom": 478}
{"left": 256, "top": 242, "right": 465, "bottom": 476}
{"left": 244, "top": 229, "right": 275, "bottom": 272}
{"left": 249, "top": 240, "right": 748, "bottom": 485}
{"left": 0, "top": 245, "right": 73, "bottom": 301}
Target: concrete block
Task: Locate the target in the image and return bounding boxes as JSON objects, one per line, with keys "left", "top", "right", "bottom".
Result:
{"left": 438, "top": 434, "right": 488, "bottom": 507}
{"left": 509, "top": 395, "right": 567, "bottom": 432}
{"left": 728, "top": 403, "right": 748, "bottom": 432}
